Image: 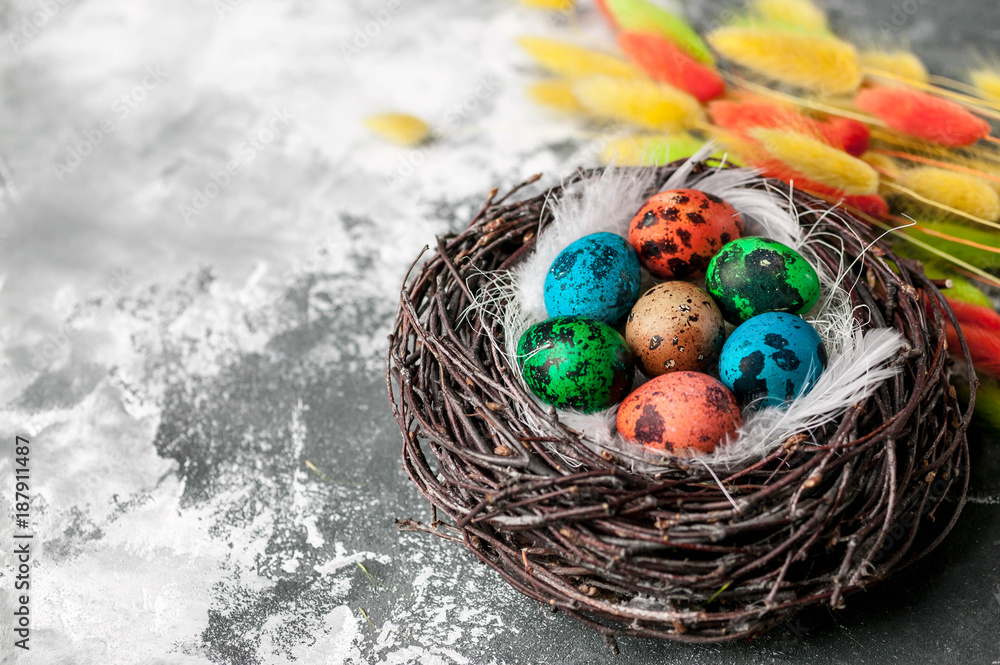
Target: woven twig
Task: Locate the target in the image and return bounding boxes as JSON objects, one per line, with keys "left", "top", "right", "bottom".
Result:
{"left": 386, "top": 162, "right": 976, "bottom": 645}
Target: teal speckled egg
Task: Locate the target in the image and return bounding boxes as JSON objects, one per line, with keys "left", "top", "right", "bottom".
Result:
{"left": 718, "top": 312, "right": 827, "bottom": 408}
{"left": 517, "top": 316, "right": 634, "bottom": 413}
{"left": 706, "top": 237, "right": 821, "bottom": 324}
{"left": 544, "top": 232, "right": 641, "bottom": 324}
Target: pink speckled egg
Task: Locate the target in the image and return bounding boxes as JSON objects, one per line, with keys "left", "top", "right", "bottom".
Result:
{"left": 616, "top": 372, "right": 742, "bottom": 455}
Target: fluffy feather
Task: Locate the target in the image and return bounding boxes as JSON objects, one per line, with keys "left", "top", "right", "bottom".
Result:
{"left": 363, "top": 112, "right": 431, "bottom": 146}
{"left": 517, "top": 36, "right": 642, "bottom": 79}
{"left": 617, "top": 31, "right": 726, "bottom": 101}
{"left": 860, "top": 49, "right": 929, "bottom": 83}
{"left": 895, "top": 167, "right": 1000, "bottom": 221}
{"left": 855, "top": 86, "right": 991, "bottom": 147}
{"left": 751, "top": 0, "right": 829, "bottom": 33}
{"left": 572, "top": 75, "right": 702, "bottom": 131}
{"left": 600, "top": 133, "right": 720, "bottom": 166}
{"left": 749, "top": 128, "right": 879, "bottom": 194}
{"left": 707, "top": 28, "right": 861, "bottom": 94}
{"left": 603, "top": 0, "right": 714, "bottom": 64}
{"left": 527, "top": 79, "right": 586, "bottom": 113}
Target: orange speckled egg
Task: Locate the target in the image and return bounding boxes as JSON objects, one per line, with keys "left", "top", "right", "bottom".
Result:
{"left": 616, "top": 372, "right": 742, "bottom": 455}
{"left": 628, "top": 189, "right": 744, "bottom": 279}
{"left": 625, "top": 281, "right": 725, "bottom": 377}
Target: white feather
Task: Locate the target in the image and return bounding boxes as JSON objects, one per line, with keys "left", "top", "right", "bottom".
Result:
{"left": 473, "top": 147, "right": 905, "bottom": 471}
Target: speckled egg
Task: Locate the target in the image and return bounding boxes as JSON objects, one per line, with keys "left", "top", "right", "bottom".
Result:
{"left": 719, "top": 312, "right": 827, "bottom": 408}
{"left": 544, "top": 232, "right": 641, "bottom": 323}
{"left": 706, "top": 237, "right": 821, "bottom": 324}
{"left": 625, "top": 281, "right": 725, "bottom": 377}
{"left": 628, "top": 189, "right": 744, "bottom": 279}
{"left": 616, "top": 371, "right": 742, "bottom": 455}
{"left": 517, "top": 316, "right": 634, "bottom": 413}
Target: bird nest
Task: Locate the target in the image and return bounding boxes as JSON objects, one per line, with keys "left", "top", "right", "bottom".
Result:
{"left": 386, "top": 160, "right": 975, "bottom": 646}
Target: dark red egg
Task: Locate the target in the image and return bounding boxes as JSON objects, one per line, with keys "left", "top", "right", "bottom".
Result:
{"left": 616, "top": 371, "right": 742, "bottom": 455}
{"left": 627, "top": 189, "right": 744, "bottom": 279}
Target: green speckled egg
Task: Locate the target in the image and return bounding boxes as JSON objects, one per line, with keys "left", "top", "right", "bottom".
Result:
{"left": 517, "top": 316, "right": 634, "bottom": 413}
{"left": 706, "top": 237, "right": 821, "bottom": 324}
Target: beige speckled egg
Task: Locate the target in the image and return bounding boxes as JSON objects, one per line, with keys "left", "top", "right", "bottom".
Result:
{"left": 625, "top": 281, "right": 726, "bottom": 377}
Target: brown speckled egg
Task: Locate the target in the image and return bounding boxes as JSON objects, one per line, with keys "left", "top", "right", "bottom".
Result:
{"left": 616, "top": 372, "right": 742, "bottom": 455}
{"left": 625, "top": 281, "right": 725, "bottom": 377}
{"left": 628, "top": 188, "right": 744, "bottom": 279}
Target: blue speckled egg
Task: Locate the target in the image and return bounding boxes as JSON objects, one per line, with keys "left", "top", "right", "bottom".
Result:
{"left": 544, "top": 232, "right": 641, "bottom": 323}
{"left": 719, "top": 312, "right": 827, "bottom": 408}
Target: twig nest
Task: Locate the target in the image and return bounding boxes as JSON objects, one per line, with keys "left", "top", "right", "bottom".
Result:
{"left": 388, "top": 162, "right": 974, "bottom": 644}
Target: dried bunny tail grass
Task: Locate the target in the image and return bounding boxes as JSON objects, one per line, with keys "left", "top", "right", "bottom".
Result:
{"left": 708, "top": 98, "right": 870, "bottom": 156}
{"left": 511, "top": 165, "right": 658, "bottom": 323}
{"left": 364, "top": 113, "right": 431, "bottom": 146}
{"left": 970, "top": 68, "right": 1000, "bottom": 100}
{"left": 572, "top": 75, "right": 702, "bottom": 131}
{"left": 617, "top": 31, "right": 726, "bottom": 102}
{"left": 600, "top": 132, "right": 713, "bottom": 166}
{"left": 526, "top": 79, "right": 586, "bottom": 113}
{"left": 751, "top": 0, "right": 829, "bottom": 33}
{"left": 907, "top": 218, "right": 1000, "bottom": 269}
{"left": 707, "top": 28, "right": 861, "bottom": 94}
{"left": 604, "top": 0, "right": 715, "bottom": 65}
{"left": 709, "top": 97, "right": 820, "bottom": 135}
{"left": 750, "top": 128, "right": 879, "bottom": 195}
{"left": 855, "top": 86, "right": 991, "bottom": 147}
{"left": 519, "top": 0, "right": 575, "bottom": 9}
{"left": 894, "top": 167, "right": 1000, "bottom": 221}
{"left": 860, "top": 48, "right": 929, "bottom": 83}
{"left": 517, "top": 36, "right": 642, "bottom": 79}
